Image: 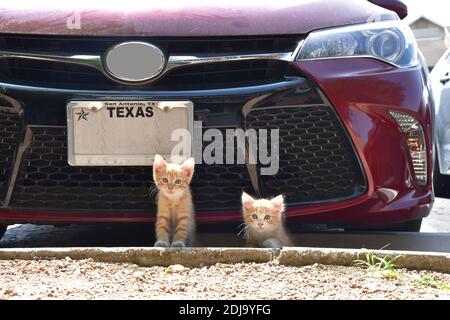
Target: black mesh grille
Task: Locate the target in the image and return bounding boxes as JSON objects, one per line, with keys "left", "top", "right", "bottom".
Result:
{"left": 246, "top": 106, "right": 366, "bottom": 204}
{"left": 10, "top": 127, "right": 153, "bottom": 210}
{"left": 193, "top": 128, "right": 254, "bottom": 210}
{"left": 10, "top": 127, "right": 252, "bottom": 212}
{"left": 0, "top": 107, "right": 21, "bottom": 204}
{"left": 0, "top": 35, "right": 301, "bottom": 90}
{"left": 152, "top": 60, "right": 295, "bottom": 90}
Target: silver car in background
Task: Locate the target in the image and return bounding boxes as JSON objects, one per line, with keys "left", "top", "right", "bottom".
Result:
{"left": 432, "top": 49, "right": 450, "bottom": 197}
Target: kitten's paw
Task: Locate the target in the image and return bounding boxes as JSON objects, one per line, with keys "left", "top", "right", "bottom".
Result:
{"left": 171, "top": 240, "right": 186, "bottom": 248}
{"left": 262, "top": 238, "right": 282, "bottom": 249}
{"left": 154, "top": 240, "right": 170, "bottom": 247}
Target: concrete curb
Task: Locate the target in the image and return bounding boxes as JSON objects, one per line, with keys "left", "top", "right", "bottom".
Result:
{"left": 0, "top": 247, "right": 449, "bottom": 273}
{"left": 279, "top": 248, "right": 450, "bottom": 273}
{"left": 0, "top": 247, "right": 277, "bottom": 268}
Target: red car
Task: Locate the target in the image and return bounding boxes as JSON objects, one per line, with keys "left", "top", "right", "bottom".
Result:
{"left": 0, "top": 0, "right": 434, "bottom": 241}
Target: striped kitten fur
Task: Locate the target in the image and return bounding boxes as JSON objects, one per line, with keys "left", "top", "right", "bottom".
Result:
{"left": 241, "top": 192, "right": 292, "bottom": 248}
{"left": 153, "top": 154, "right": 195, "bottom": 248}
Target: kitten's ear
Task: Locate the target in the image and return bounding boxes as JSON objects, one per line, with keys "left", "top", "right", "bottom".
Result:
{"left": 241, "top": 192, "right": 255, "bottom": 212}
{"left": 153, "top": 154, "right": 167, "bottom": 173}
{"left": 181, "top": 157, "right": 195, "bottom": 178}
{"left": 270, "top": 195, "right": 285, "bottom": 212}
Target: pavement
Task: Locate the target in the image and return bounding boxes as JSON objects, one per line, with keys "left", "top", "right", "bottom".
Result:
{"left": 0, "top": 198, "right": 449, "bottom": 252}
{"left": 421, "top": 197, "right": 450, "bottom": 232}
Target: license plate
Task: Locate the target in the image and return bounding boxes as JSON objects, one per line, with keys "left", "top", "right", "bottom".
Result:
{"left": 67, "top": 100, "right": 193, "bottom": 166}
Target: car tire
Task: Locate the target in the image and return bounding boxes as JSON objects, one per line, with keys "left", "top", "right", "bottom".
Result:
{"left": 0, "top": 224, "right": 7, "bottom": 241}
{"left": 400, "top": 219, "right": 423, "bottom": 232}
{"left": 433, "top": 155, "right": 450, "bottom": 198}
{"left": 346, "top": 219, "right": 422, "bottom": 232}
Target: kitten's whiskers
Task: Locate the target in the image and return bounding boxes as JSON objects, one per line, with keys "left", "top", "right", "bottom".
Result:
{"left": 149, "top": 185, "right": 159, "bottom": 198}
{"left": 237, "top": 224, "right": 249, "bottom": 239}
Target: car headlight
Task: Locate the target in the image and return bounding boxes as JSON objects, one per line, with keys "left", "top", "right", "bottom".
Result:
{"left": 296, "top": 20, "right": 418, "bottom": 68}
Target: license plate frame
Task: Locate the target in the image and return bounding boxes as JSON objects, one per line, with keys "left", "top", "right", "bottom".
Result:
{"left": 67, "top": 100, "right": 193, "bottom": 166}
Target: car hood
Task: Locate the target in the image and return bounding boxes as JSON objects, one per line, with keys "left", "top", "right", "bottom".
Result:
{"left": 0, "top": 0, "right": 397, "bottom": 37}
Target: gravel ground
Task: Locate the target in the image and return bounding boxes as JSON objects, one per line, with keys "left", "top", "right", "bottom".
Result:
{"left": 0, "top": 258, "right": 449, "bottom": 300}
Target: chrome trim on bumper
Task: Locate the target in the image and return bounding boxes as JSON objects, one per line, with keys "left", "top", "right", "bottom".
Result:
{"left": 0, "top": 51, "right": 103, "bottom": 71}
{"left": 165, "top": 51, "right": 295, "bottom": 71}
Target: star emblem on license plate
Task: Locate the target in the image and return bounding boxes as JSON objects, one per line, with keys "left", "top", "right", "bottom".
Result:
{"left": 76, "top": 108, "right": 89, "bottom": 121}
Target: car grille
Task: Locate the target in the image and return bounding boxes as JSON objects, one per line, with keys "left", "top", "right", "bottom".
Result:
{"left": 0, "top": 107, "right": 22, "bottom": 205}
{"left": 0, "top": 59, "right": 298, "bottom": 91}
{"left": 9, "top": 127, "right": 253, "bottom": 211}
{"left": 5, "top": 104, "right": 366, "bottom": 212}
{"left": 0, "top": 35, "right": 301, "bottom": 90}
{"left": 246, "top": 106, "right": 366, "bottom": 204}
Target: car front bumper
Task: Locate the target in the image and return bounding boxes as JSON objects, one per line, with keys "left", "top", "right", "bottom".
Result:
{"left": 0, "top": 57, "right": 434, "bottom": 227}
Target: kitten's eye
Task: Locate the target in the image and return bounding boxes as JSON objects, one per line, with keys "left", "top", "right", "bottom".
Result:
{"left": 162, "top": 177, "right": 168, "bottom": 183}
{"left": 175, "top": 179, "right": 182, "bottom": 184}
{"left": 251, "top": 214, "right": 258, "bottom": 220}
{"left": 264, "top": 215, "right": 271, "bottom": 220}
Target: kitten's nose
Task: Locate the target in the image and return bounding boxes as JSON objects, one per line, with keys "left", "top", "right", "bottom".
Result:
{"left": 168, "top": 185, "right": 174, "bottom": 191}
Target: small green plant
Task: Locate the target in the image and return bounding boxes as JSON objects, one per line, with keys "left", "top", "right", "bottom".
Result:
{"left": 354, "top": 250, "right": 400, "bottom": 279}
{"left": 416, "top": 275, "right": 450, "bottom": 290}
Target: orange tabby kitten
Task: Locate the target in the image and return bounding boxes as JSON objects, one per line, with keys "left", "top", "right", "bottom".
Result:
{"left": 241, "top": 192, "right": 292, "bottom": 248}
{"left": 153, "top": 154, "right": 195, "bottom": 248}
